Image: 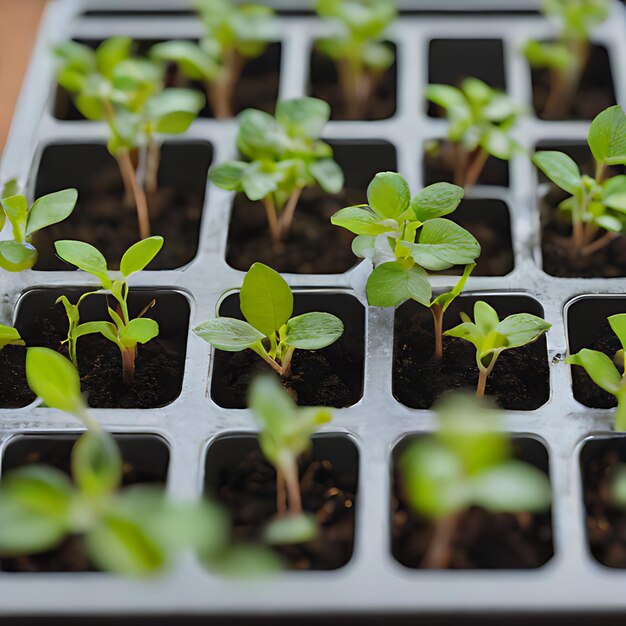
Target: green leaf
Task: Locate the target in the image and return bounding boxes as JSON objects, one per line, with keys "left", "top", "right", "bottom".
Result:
{"left": 194, "top": 317, "right": 265, "bottom": 351}
{"left": 470, "top": 461, "right": 551, "bottom": 513}
{"left": 362, "top": 41, "right": 395, "bottom": 70}
{"left": 275, "top": 97, "right": 330, "bottom": 139}
{"left": 72, "top": 431, "right": 123, "bottom": 497}
{"left": 532, "top": 151, "right": 582, "bottom": 194}
{"left": 240, "top": 263, "right": 293, "bottom": 336}
{"left": 496, "top": 313, "right": 551, "bottom": 349}
{"left": 73, "top": 321, "right": 119, "bottom": 344}
{"left": 610, "top": 314, "right": 626, "bottom": 352}
{"left": 241, "top": 162, "right": 280, "bottom": 201}
{"left": 409, "top": 218, "right": 480, "bottom": 271}
{"left": 208, "top": 161, "right": 247, "bottom": 191}
{"left": 53, "top": 41, "right": 96, "bottom": 75}
{"left": 208, "top": 544, "right": 283, "bottom": 577}
{"left": 411, "top": 182, "right": 464, "bottom": 222}
{"left": 25, "top": 189, "right": 78, "bottom": 236}
{"left": 148, "top": 89, "right": 205, "bottom": 133}
{"left": 474, "top": 301, "right": 500, "bottom": 334}
{"left": 567, "top": 348, "right": 622, "bottom": 396}
{"left": 54, "top": 240, "right": 111, "bottom": 288}
{"left": 0, "top": 241, "right": 37, "bottom": 272}
{"left": 121, "top": 318, "right": 159, "bottom": 346}
{"left": 309, "top": 158, "right": 344, "bottom": 194}
{"left": 431, "top": 263, "right": 475, "bottom": 313}
{"left": 237, "top": 108, "right": 285, "bottom": 160}
{"left": 249, "top": 375, "right": 297, "bottom": 438}
{"left": 96, "top": 36, "right": 132, "bottom": 79}
{"left": 263, "top": 513, "right": 318, "bottom": 545}
{"left": 426, "top": 84, "right": 467, "bottom": 111}
{"left": 0, "top": 324, "right": 24, "bottom": 350}
{"left": 366, "top": 261, "right": 431, "bottom": 307}
{"left": 367, "top": 172, "right": 410, "bottom": 219}
{"left": 284, "top": 312, "right": 344, "bottom": 350}
{"left": 481, "top": 127, "right": 515, "bottom": 160}
{"left": 150, "top": 40, "right": 218, "bottom": 82}
{"left": 588, "top": 105, "right": 626, "bottom": 166}
{"left": 120, "top": 236, "right": 163, "bottom": 277}
{"left": 2, "top": 194, "right": 28, "bottom": 233}
{"left": 331, "top": 205, "right": 396, "bottom": 236}
{"left": 25, "top": 347, "right": 86, "bottom": 417}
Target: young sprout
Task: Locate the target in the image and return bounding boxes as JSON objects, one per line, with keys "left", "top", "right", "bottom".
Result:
{"left": 54, "top": 37, "right": 204, "bottom": 238}
{"left": 331, "top": 172, "right": 480, "bottom": 358}
{"left": 445, "top": 301, "right": 551, "bottom": 398}
{"left": 314, "top": 0, "right": 396, "bottom": 119}
{"left": 249, "top": 375, "right": 332, "bottom": 545}
{"left": 0, "top": 188, "right": 77, "bottom": 271}
{"left": 426, "top": 78, "right": 521, "bottom": 188}
{"left": 151, "top": 0, "right": 277, "bottom": 119}
{"left": 0, "top": 325, "right": 24, "bottom": 350}
{"left": 54, "top": 237, "right": 164, "bottom": 385}
{"left": 398, "top": 393, "right": 552, "bottom": 569}
{"left": 567, "top": 313, "right": 626, "bottom": 431}
{"left": 524, "top": 0, "right": 610, "bottom": 119}
{"left": 533, "top": 105, "right": 626, "bottom": 257}
{"left": 208, "top": 97, "right": 344, "bottom": 243}
{"left": 0, "top": 347, "right": 228, "bottom": 576}
{"left": 194, "top": 262, "right": 344, "bottom": 377}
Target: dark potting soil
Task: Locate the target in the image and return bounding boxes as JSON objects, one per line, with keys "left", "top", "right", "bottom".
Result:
{"left": 423, "top": 141, "right": 509, "bottom": 187}
{"left": 393, "top": 305, "right": 550, "bottom": 411}
{"left": 530, "top": 45, "right": 616, "bottom": 121}
{"left": 581, "top": 441, "right": 626, "bottom": 568}
{"left": 308, "top": 49, "right": 397, "bottom": 121}
{"left": 0, "top": 346, "right": 34, "bottom": 409}
{"left": 211, "top": 337, "right": 363, "bottom": 409}
{"left": 226, "top": 187, "right": 360, "bottom": 274}
{"left": 213, "top": 448, "right": 357, "bottom": 570}
{"left": 391, "top": 442, "right": 553, "bottom": 569}
{"left": 455, "top": 219, "right": 513, "bottom": 277}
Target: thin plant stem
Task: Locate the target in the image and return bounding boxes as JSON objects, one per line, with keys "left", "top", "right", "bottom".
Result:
{"left": 277, "top": 187, "right": 303, "bottom": 240}
{"left": 453, "top": 144, "right": 469, "bottom": 187}
{"left": 206, "top": 48, "right": 243, "bottom": 119}
{"left": 616, "top": 389, "right": 626, "bottom": 431}
{"left": 476, "top": 359, "right": 496, "bottom": 398}
{"left": 431, "top": 304, "right": 444, "bottom": 360}
{"left": 262, "top": 194, "right": 281, "bottom": 243}
{"left": 117, "top": 149, "right": 151, "bottom": 240}
{"left": 581, "top": 231, "right": 619, "bottom": 257}
{"left": 144, "top": 139, "right": 162, "bottom": 194}
{"left": 283, "top": 457, "right": 303, "bottom": 515}
{"left": 276, "top": 468, "right": 287, "bottom": 517}
{"left": 121, "top": 346, "right": 136, "bottom": 385}
{"left": 464, "top": 148, "right": 489, "bottom": 188}
{"left": 421, "top": 512, "right": 461, "bottom": 569}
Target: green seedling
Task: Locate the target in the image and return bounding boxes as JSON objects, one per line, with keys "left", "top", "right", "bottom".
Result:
{"left": 524, "top": 0, "right": 610, "bottom": 119}
{"left": 54, "top": 37, "right": 204, "bottom": 239}
{"left": 54, "top": 236, "right": 163, "bottom": 384}
{"left": 0, "top": 325, "right": 24, "bottom": 351}
{"left": 331, "top": 172, "right": 480, "bottom": 357}
{"left": 151, "top": 0, "right": 277, "bottom": 119}
{"left": 445, "top": 301, "right": 551, "bottom": 398}
{"left": 533, "top": 105, "right": 626, "bottom": 258}
{"left": 398, "top": 393, "right": 552, "bottom": 569}
{"left": 249, "top": 375, "right": 332, "bottom": 545}
{"left": 0, "top": 347, "right": 229, "bottom": 576}
{"left": 426, "top": 78, "right": 521, "bottom": 188}
{"left": 0, "top": 188, "right": 77, "bottom": 272}
{"left": 209, "top": 97, "right": 343, "bottom": 242}
{"left": 315, "top": 0, "right": 396, "bottom": 119}
{"left": 567, "top": 313, "right": 626, "bottom": 430}
{"left": 194, "top": 262, "right": 343, "bottom": 377}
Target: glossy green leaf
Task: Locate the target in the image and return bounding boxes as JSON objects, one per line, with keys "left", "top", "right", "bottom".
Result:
{"left": 309, "top": 158, "right": 344, "bottom": 194}
{"left": 0, "top": 324, "right": 24, "bottom": 350}
{"left": 73, "top": 321, "right": 119, "bottom": 344}
{"left": 431, "top": 263, "right": 475, "bottom": 313}
{"left": 331, "top": 205, "right": 396, "bottom": 236}
{"left": 609, "top": 314, "right": 626, "bottom": 352}
{"left": 96, "top": 36, "right": 132, "bottom": 79}
{"left": 120, "top": 236, "right": 163, "bottom": 277}
{"left": 566, "top": 349, "right": 622, "bottom": 396}
{"left": 411, "top": 182, "right": 464, "bottom": 222}
{"left": 532, "top": 151, "right": 582, "bottom": 194}
{"left": 284, "top": 312, "right": 344, "bottom": 350}
{"left": 194, "top": 318, "right": 265, "bottom": 351}
{"left": 150, "top": 40, "right": 218, "bottom": 81}
{"left": 495, "top": 313, "right": 552, "bottom": 349}
{"left": 367, "top": 172, "right": 410, "bottom": 219}
{"left": 275, "top": 97, "right": 330, "bottom": 139}
{"left": 588, "top": 105, "right": 626, "bottom": 166}
{"left": 366, "top": 261, "right": 431, "bottom": 307}
{"left": 208, "top": 161, "right": 247, "bottom": 191}
{"left": 54, "top": 240, "right": 111, "bottom": 287}
{"left": 25, "top": 188, "right": 78, "bottom": 236}
{"left": 0, "top": 241, "right": 37, "bottom": 272}
{"left": 122, "top": 318, "right": 159, "bottom": 346}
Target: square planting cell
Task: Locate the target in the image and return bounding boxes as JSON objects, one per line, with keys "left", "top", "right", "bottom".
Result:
{"left": 566, "top": 295, "right": 626, "bottom": 410}
{"left": 393, "top": 293, "right": 550, "bottom": 410}
{"left": 580, "top": 436, "right": 626, "bottom": 568}
{"left": 529, "top": 43, "right": 616, "bottom": 121}
{"left": 14, "top": 288, "right": 190, "bottom": 409}
{"left": 225, "top": 140, "right": 397, "bottom": 274}
{"left": 0, "top": 433, "right": 170, "bottom": 573}
{"left": 32, "top": 141, "right": 213, "bottom": 270}
{"left": 53, "top": 38, "right": 282, "bottom": 120}
{"left": 204, "top": 433, "right": 359, "bottom": 571}
{"left": 391, "top": 435, "right": 554, "bottom": 569}
{"left": 210, "top": 291, "right": 365, "bottom": 409}
{"left": 536, "top": 140, "right": 626, "bottom": 278}
{"left": 308, "top": 42, "right": 397, "bottom": 120}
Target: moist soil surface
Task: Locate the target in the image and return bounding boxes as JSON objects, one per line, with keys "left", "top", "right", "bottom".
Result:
{"left": 33, "top": 166, "right": 204, "bottom": 271}
{"left": 226, "top": 187, "right": 361, "bottom": 274}
{"left": 308, "top": 49, "right": 397, "bottom": 121}
{"left": 393, "top": 310, "right": 549, "bottom": 411}
{"left": 214, "top": 448, "right": 356, "bottom": 570}
{"left": 582, "top": 443, "right": 626, "bottom": 568}
{"left": 530, "top": 45, "right": 616, "bottom": 121}
{"left": 212, "top": 335, "right": 363, "bottom": 409}
{"left": 392, "top": 442, "right": 553, "bottom": 569}
{"left": 0, "top": 346, "right": 34, "bottom": 409}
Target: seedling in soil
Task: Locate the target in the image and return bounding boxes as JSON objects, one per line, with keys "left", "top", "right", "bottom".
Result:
{"left": 398, "top": 393, "right": 552, "bottom": 569}
{"left": 194, "top": 262, "right": 344, "bottom": 377}
{"left": 151, "top": 0, "right": 277, "bottom": 119}
{"left": 208, "top": 97, "right": 344, "bottom": 243}
{"left": 533, "top": 105, "right": 626, "bottom": 258}
{"left": 314, "top": 0, "right": 396, "bottom": 119}
{"left": 54, "top": 236, "right": 164, "bottom": 384}
{"left": 524, "top": 0, "right": 610, "bottom": 119}
{"left": 567, "top": 313, "right": 626, "bottom": 430}
{"left": 445, "top": 301, "right": 551, "bottom": 398}
{"left": 0, "top": 348, "right": 228, "bottom": 576}
{"left": 249, "top": 375, "right": 332, "bottom": 545}
{"left": 426, "top": 78, "right": 521, "bottom": 188}
{"left": 54, "top": 37, "right": 205, "bottom": 238}
{"left": 0, "top": 325, "right": 24, "bottom": 350}
{"left": 331, "top": 172, "right": 479, "bottom": 357}
{"left": 0, "top": 187, "right": 77, "bottom": 271}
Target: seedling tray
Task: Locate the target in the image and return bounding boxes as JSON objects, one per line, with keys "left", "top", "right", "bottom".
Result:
{"left": 1, "top": 0, "right": 626, "bottom": 621}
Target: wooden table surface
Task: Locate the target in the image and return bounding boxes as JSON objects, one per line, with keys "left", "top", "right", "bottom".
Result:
{"left": 0, "top": 0, "right": 47, "bottom": 152}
